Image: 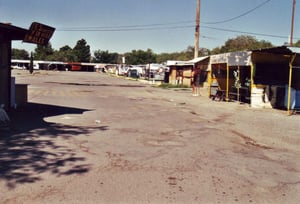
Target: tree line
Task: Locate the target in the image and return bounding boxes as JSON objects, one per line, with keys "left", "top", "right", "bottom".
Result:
{"left": 12, "top": 35, "right": 300, "bottom": 65}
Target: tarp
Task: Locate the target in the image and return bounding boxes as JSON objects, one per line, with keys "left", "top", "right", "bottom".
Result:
{"left": 210, "top": 51, "right": 252, "bottom": 66}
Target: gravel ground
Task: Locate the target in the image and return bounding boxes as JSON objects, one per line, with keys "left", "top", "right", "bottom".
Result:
{"left": 1, "top": 70, "right": 299, "bottom": 204}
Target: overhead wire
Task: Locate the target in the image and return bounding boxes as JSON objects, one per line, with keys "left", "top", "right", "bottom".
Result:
{"left": 202, "top": 0, "right": 272, "bottom": 24}
{"left": 202, "top": 25, "right": 296, "bottom": 40}
{"left": 58, "top": 20, "right": 194, "bottom": 31}
{"left": 56, "top": 0, "right": 299, "bottom": 41}
{"left": 58, "top": 0, "right": 272, "bottom": 31}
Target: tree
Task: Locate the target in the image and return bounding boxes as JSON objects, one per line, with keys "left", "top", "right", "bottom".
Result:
{"left": 33, "top": 43, "right": 55, "bottom": 60}
{"left": 93, "top": 50, "right": 119, "bottom": 63}
{"left": 125, "top": 49, "right": 156, "bottom": 65}
{"left": 210, "top": 47, "right": 222, "bottom": 55}
{"left": 219, "top": 35, "right": 273, "bottom": 53}
{"left": 54, "top": 45, "right": 77, "bottom": 62}
{"left": 59, "top": 45, "right": 72, "bottom": 52}
{"left": 199, "top": 48, "right": 211, "bottom": 56}
{"left": 156, "top": 52, "right": 176, "bottom": 63}
{"left": 73, "top": 39, "right": 91, "bottom": 62}
{"left": 294, "top": 39, "right": 300, "bottom": 47}
{"left": 11, "top": 49, "right": 30, "bottom": 59}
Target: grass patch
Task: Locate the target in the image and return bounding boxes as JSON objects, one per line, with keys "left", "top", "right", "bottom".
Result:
{"left": 157, "top": 83, "right": 190, "bottom": 89}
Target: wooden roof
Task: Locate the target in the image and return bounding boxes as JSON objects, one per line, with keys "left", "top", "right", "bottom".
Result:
{"left": 0, "top": 23, "right": 28, "bottom": 40}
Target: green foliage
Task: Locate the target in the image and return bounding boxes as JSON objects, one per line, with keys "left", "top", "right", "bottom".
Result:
{"left": 73, "top": 39, "right": 91, "bottom": 62}
{"left": 210, "top": 47, "right": 222, "bottom": 55}
{"left": 156, "top": 46, "right": 210, "bottom": 63}
{"left": 93, "top": 50, "right": 119, "bottom": 63}
{"left": 23, "top": 35, "right": 276, "bottom": 64}
{"left": 157, "top": 51, "right": 190, "bottom": 62}
{"left": 125, "top": 49, "right": 156, "bottom": 65}
{"left": 59, "top": 45, "right": 72, "bottom": 52}
{"left": 11, "top": 49, "right": 29, "bottom": 60}
{"left": 158, "top": 83, "right": 190, "bottom": 89}
{"left": 33, "top": 43, "right": 55, "bottom": 60}
{"left": 294, "top": 39, "right": 300, "bottom": 47}
{"left": 218, "top": 35, "right": 273, "bottom": 53}
{"left": 54, "top": 45, "right": 77, "bottom": 62}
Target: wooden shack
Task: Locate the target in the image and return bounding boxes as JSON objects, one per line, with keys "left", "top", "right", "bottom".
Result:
{"left": 208, "top": 46, "right": 300, "bottom": 113}
{"left": 168, "top": 57, "right": 209, "bottom": 87}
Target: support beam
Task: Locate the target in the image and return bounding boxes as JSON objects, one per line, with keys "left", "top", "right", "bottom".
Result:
{"left": 287, "top": 54, "right": 296, "bottom": 115}
{"left": 0, "top": 34, "right": 12, "bottom": 109}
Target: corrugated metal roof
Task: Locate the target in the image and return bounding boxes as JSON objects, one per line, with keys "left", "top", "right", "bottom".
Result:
{"left": 187, "top": 56, "right": 209, "bottom": 64}
{"left": 252, "top": 46, "right": 300, "bottom": 54}
{"left": 168, "top": 56, "right": 209, "bottom": 67}
{"left": 288, "top": 46, "right": 300, "bottom": 54}
{"left": 166, "top": 60, "right": 186, "bottom": 66}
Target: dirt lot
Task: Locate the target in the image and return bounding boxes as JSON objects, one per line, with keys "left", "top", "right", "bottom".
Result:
{"left": 1, "top": 70, "right": 300, "bottom": 203}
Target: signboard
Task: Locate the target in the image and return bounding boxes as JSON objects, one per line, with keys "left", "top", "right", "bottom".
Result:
{"left": 23, "top": 22, "right": 55, "bottom": 45}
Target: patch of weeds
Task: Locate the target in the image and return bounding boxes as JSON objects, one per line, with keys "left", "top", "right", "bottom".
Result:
{"left": 157, "top": 83, "right": 190, "bottom": 89}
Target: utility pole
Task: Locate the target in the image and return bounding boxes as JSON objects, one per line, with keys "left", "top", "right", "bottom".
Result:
{"left": 290, "top": 0, "right": 296, "bottom": 46}
{"left": 194, "top": 0, "right": 201, "bottom": 58}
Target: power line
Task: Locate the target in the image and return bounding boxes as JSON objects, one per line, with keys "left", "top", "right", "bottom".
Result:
{"left": 202, "top": 0, "right": 272, "bottom": 24}
{"left": 57, "top": 21, "right": 194, "bottom": 31}
{"left": 58, "top": 0, "right": 273, "bottom": 31}
{"left": 57, "top": 24, "right": 299, "bottom": 41}
{"left": 55, "top": 0, "right": 300, "bottom": 42}
{"left": 58, "top": 24, "right": 194, "bottom": 32}
{"left": 202, "top": 25, "right": 299, "bottom": 40}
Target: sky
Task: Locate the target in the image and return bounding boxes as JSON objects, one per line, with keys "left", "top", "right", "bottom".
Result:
{"left": 0, "top": 0, "right": 299, "bottom": 55}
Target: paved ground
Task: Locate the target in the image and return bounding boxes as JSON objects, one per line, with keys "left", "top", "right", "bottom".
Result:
{"left": 1, "top": 70, "right": 300, "bottom": 204}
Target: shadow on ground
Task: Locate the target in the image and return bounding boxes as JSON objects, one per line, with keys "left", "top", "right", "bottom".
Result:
{"left": 46, "top": 81, "right": 147, "bottom": 88}
{"left": 0, "top": 103, "right": 108, "bottom": 189}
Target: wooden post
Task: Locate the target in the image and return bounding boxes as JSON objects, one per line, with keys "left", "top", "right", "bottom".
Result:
{"left": 226, "top": 59, "right": 229, "bottom": 101}
{"left": 290, "top": 0, "right": 296, "bottom": 46}
{"left": 287, "top": 54, "right": 296, "bottom": 115}
{"left": 194, "top": 0, "right": 200, "bottom": 58}
{"left": 0, "top": 34, "right": 12, "bottom": 109}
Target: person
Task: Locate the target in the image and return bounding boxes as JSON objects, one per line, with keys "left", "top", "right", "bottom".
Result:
{"left": 192, "top": 68, "right": 201, "bottom": 96}
{"left": 29, "top": 52, "right": 34, "bottom": 74}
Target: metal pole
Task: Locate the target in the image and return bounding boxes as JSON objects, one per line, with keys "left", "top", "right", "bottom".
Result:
{"left": 194, "top": 0, "right": 200, "bottom": 58}
{"left": 237, "top": 66, "right": 240, "bottom": 102}
{"left": 287, "top": 54, "right": 296, "bottom": 115}
{"left": 290, "top": 0, "right": 296, "bottom": 46}
{"left": 250, "top": 62, "right": 255, "bottom": 107}
{"left": 226, "top": 61, "right": 229, "bottom": 101}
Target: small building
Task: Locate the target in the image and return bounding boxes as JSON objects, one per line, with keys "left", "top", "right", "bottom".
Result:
{"left": 208, "top": 46, "right": 300, "bottom": 113}
{"left": 168, "top": 56, "right": 209, "bottom": 87}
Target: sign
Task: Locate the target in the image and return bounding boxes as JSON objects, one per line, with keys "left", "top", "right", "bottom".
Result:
{"left": 23, "top": 22, "right": 55, "bottom": 45}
